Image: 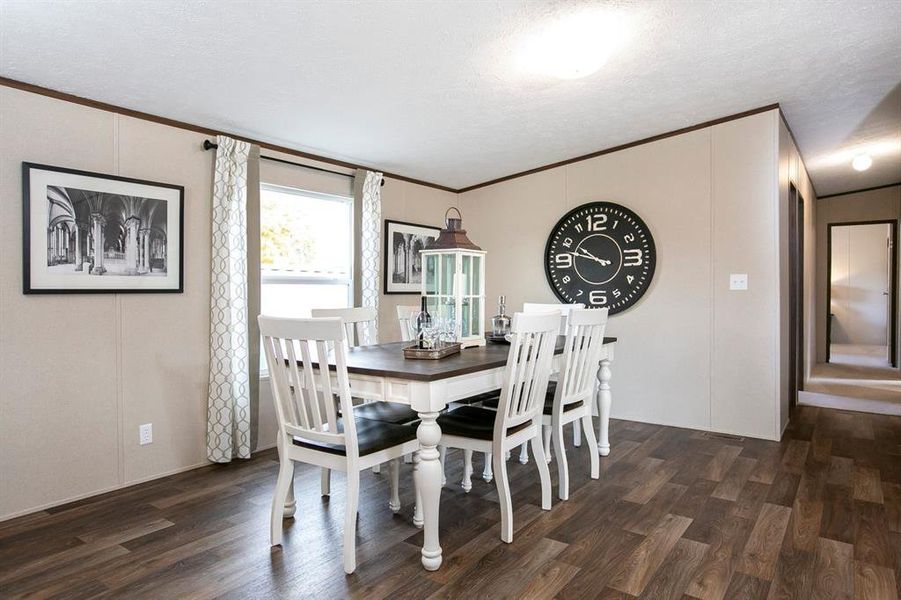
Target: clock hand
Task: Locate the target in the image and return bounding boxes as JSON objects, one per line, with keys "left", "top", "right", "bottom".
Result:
{"left": 570, "top": 248, "right": 611, "bottom": 266}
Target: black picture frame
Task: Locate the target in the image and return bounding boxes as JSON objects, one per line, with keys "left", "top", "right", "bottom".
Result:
{"left": 383, "top": 219, "right": 441, "bottom": 295}
{"left": 22, "top": 162, "right": 185, "bottom": 294}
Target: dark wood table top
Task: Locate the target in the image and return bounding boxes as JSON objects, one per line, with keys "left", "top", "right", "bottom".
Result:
{"left": 307, "top": 336, "right": 617, "bottom": 382}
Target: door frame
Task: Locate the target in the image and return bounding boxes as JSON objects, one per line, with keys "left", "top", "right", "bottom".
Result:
{"left": 826, "top": 219, "right": 898, "bottom": 367}
{"left": 788, "top": 186, "right": 805, "bottom": 404}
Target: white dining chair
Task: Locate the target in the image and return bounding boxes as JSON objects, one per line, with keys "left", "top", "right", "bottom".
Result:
{"left": 501, "top": 302, "right": 586, "bottom": 467}
{"left": 314, "top": 306, "right": 420, "bottom": 473}
{"left": 437, "top": 311, "right": 557, "bottom": 542}
{"left": 541, "top": 308, "right": 607, "bottom": 500}
{"left": 396, "top": 304, "right": 420, "bottom": 342}
{"left": 260, "top": 315, "right": 420, "bottom": 574}
{"left": 311, "top": 306, "right": 377, "bottom": 346}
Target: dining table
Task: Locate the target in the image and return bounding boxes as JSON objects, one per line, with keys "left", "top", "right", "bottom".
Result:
{"left": 302, "top": 335, "right": 616, "bottom": 571}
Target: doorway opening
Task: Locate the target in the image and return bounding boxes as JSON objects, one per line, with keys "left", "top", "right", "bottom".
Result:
{"left": 788, "top": 185, "right": 805, "bottom": 405}
{"left": 826, "top": 220, "right": 898, "bottom": 371}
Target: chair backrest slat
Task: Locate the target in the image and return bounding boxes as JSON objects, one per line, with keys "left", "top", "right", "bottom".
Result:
{"left": 260, "top": 315, "right": 358, "bottom": 452}
{"left": 493, "top": 312, "right": 560, "bottom": 436}
{"left": 285, "top": 340, "right": 311, "bottom": 429}
{"left": 523, "top": 302, "right": 585, "bottom": 333}
{"left": 311, "top": 307, "right": 377, "bottom": 347}
{"left": 556, "top": 308, "right": 609, "bottom": 413}
{"left": 396, "top": 305, "right": 420, "bottom": 342}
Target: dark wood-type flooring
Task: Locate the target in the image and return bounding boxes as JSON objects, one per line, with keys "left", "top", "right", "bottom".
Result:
{"left": 1, "top": 406, "right": 899, "bottom": 599}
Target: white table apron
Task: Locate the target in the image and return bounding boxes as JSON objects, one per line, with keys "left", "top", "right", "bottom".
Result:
{"left": 307, "top": 341, "right": 615, "bottom": 571}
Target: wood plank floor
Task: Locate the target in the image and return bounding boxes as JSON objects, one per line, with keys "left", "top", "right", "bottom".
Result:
{"left": 1, "top": 406, "right": 899, "bottom": 599}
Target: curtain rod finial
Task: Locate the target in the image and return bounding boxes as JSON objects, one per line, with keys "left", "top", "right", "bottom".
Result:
{"left": 202, "top": 139, "right": 217, "bottom": 151}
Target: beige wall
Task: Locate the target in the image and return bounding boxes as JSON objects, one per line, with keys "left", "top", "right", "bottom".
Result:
{"left": 460, "top": 110, "right": 799, "bottom": 440}
{"left": 815, "top": 185, "right": 901, "bottom": 367}
{"left": 0, "top": 86, "right": 454, "bottom": 520}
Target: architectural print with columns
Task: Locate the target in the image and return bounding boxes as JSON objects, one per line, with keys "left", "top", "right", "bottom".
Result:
{"left": 391, "top": 233, "right": 428, "bottom": 285}
{"left": 46, "top": 186, "right": 168, "bottom": 276}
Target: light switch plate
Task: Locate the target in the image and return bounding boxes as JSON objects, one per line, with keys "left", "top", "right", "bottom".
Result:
{"left": 139, "top": 423, "right": 153, "bottom": 445}
{"left": 730, "top": 273, "right": 748, "bottom": 291}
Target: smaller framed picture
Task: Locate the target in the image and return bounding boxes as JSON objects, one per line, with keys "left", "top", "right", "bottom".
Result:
{"left": 383, "top": 219, "right": 441, "bottom": 294}
{"left": 23, "top": 162, "right": 185, "bottom": 294}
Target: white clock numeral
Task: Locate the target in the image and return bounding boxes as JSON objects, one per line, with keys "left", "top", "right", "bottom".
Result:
{"left": 624, "top": 233, "right": 635, "bottom": 243}
{"left": 589, "top": 290, "right": 607, "bottom": 306}
{"left": 612, "top": 289, "right": 621, "bottom": 298}
{"left": 574, "top": 223, "right": 583, "bottom": 233}
{"left": 612, "top": 220, "right": 619, "bottom": 229}
{"left": 555, "top": 253, "right": 572, "bottom": 268}
{"left": 627, "top": 275, "right": 635, "bottom": 284}
{"left": 624, "top": 249, "right": 643, "bottom": 266}
{"left": 585, "top": 213, "right": 607, "bottom": 231}
{"left": 562, "top": 237, "right": 573, "bottom": 248}
{"left": 562, "top": 275, "right": 571, "bottom": 284}
{"left": 575, "top": 289, "right": 584, "bottom": 297}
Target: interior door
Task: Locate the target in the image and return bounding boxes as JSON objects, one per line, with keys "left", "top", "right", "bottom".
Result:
{"left": 887, "top": 230, "right": 892, "bottom": 362}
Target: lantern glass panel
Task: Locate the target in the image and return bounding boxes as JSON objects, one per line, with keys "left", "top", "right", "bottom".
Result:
{"left": 470, "top": 297, "right": 481, "bottom": 336}
{"left": 441, "top": 254, "right": 455, "bottom": 295}
{"left": 425, "top": 254, "right": 438, "bottom": 294}
{"left": 472, "top": 255, "right": 481, "bottom": 296}
{"left": 462, "top": 255, "right": 471, "bottom": 295}
{"left": 462, "top": 299, "right": 470, "bottom": 337}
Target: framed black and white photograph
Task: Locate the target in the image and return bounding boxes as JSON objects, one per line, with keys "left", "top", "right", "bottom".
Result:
{"left": 23, "top": 162, "right": 184, "bottom": 294}
{"left": 383, "top": 219, "right": 440, "bottom": 294}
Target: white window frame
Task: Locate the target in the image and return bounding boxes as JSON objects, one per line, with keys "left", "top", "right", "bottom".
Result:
{"left": 259, "top": 183, "right": 355, "bottom": 375}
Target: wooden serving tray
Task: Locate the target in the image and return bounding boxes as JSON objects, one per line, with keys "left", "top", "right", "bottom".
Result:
{"left": 403, "top": 342, "right": 462, "bottom": 360}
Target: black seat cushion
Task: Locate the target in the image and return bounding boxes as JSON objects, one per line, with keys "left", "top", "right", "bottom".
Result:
{"left": 436, "top": 405, "right": 532, "bottom": 441}
{"left": 479, "top": 381, "right": 557, "bottom": 410}
{"left": 292, "top": 417, "right": 417, "bottom": 456}
{"left": 353, "top": 401, "right": 420, "bottom": 425}
{"left": 449, "top": 389, "right": 503, "bottom": 406}
{"left": 543, "top": 397, "right": 583, "bottom": 416}
{"left": 476, "top": 382, "right": 580, "bottom": 415}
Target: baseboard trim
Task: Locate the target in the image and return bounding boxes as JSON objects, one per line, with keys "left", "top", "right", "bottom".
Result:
{"left": 0, "top": 444, "right": 278, "bottom": 523}
{"left": 798, "top": 390, "right": 901, "bottom": 416}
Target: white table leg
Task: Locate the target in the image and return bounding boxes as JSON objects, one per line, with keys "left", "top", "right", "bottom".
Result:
{"left": 597, "top": 357, "right": 612, "bottom": 456}
{"left": 415, "top": 411, "right": 443, "bottom": 571}
{"left": 412, "top": 452, "right": 423, "bottom": 528}
{"left": 482, "top": 452, "right": 493, "bottom": 482}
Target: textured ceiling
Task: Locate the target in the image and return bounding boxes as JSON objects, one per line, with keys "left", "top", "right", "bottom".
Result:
{"left": 1, "top": 0, "right": 899, "bottom": 195}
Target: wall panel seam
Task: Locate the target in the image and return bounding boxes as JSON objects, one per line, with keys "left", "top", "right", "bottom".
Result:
{"left": 708, "top": 128, "right": 715, "bottom": 432}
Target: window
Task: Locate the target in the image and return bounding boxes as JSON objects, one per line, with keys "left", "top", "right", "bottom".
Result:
{"left": 260, "top": 184, "right": 353, "bottom": 324}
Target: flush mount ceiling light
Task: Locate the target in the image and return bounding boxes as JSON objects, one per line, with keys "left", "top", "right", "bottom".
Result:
{"left": 516, "top": 10, "right": 628, "bottom": 80}
{"left": 851, "top": 154, "right": 873, "bottom": 171}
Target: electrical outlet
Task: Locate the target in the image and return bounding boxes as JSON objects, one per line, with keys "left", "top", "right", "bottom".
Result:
{"left": 139, "top": 423, "right": 153, "bottom": 446}
{"left": 729, "top": 273, "right": 748, "bottom": 291}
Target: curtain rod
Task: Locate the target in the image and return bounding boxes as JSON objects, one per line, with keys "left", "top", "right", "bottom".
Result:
{"left": 202, "top": 140, "right": 384, "bottom": 186}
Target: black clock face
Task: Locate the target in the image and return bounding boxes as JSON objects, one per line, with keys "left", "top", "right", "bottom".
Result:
{"left": 544, "top": 202, "right": 656, "bottom": 314}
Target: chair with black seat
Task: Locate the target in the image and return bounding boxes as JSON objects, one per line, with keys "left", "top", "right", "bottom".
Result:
{"left": 540, "top": 308, "right": 607, "bottom": 500}
{"left": 437, "top": 311, "right": 558, "bottom": 542}
{"left": 259, "top": 315, "right": 419, "bottom": 574}
{"left": 518, "top": 302, "right": 586, "bottom": 463}
{"left": 312, "top": 306, "right": 418, "bottom": 473}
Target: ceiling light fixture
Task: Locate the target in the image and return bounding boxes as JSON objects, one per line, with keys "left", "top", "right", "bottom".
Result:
{"left": 517, "top": 11, "right": 628, "bottom": 80}
{"left": 851, "top": 154, "right": 873, "bottom": 171}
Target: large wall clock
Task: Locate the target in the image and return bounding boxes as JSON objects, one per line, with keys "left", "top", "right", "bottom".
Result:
{"left": 544, "top": 201, "right": 656, "bottom": 314}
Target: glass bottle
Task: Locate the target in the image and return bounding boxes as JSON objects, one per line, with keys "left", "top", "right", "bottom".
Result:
{"left": 491, "top": 295, "right": 511, "bottom": 337}
{"left": 415, "top": 296, "right": 433, "bottom": 349}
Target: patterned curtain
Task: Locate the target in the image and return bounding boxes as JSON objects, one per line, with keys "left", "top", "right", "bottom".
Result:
{"left": 359, "top": 170, "right": 383, "bottom": 343}
{"left": 207, "top": 135, "right": 252, "bottom": 462}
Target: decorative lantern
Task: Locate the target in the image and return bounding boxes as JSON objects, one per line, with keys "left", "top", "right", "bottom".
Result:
{"left": 421, "top": 207, "right": 486, "bottom": 348}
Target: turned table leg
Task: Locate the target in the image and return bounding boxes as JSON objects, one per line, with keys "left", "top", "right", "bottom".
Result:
{"left": 597, "top": 357, "right": 612, "bottom": 457}
{"left": 415, "top": 411, "right": 443, "bottom": 571}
